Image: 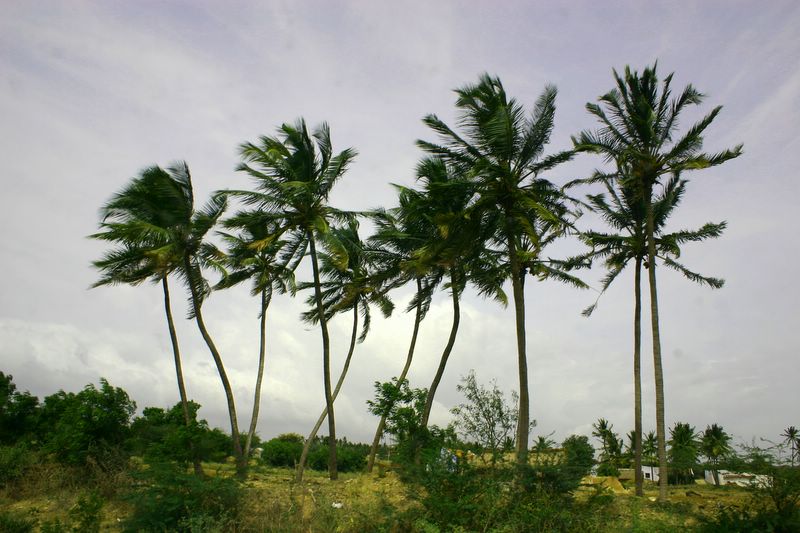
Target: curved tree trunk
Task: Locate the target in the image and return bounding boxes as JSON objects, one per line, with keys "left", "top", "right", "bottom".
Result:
{"left": 509, "top": 237, "right": 530, "bottom": 467}
{"left": 244, "top": 290, "right": 270, "bottom": 460}
{"left": 633, "top": 257, "right": 643, "bottom": 496}
{"left": 645, "top": 196, "right": 668, "bottom": 502}
{"left": 367, "top": 277, "right": 424, "bottom": 473}
{"left": 421, "top": 269, "right": 461, "bottom": 427}
{"left": 162, "top": 277, "right": 204, "bottom": 477}
{"left": 184, "top": 257, "right": 246, "bottom": 478}
{"left": 308, "top": 234, "right": 338, "bottom": 480}
{"left": 296, "top": 306, "right": 359, "bottom": 482}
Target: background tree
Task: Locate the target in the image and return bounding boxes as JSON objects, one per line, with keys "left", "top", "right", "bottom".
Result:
{"left": 781, "top": 426, "right": 800, "bottom": 467}
{"left": 668, "top": 422, "right": 699, "bottom": 484}
{"left": 450, "top": 370, "right": 519, "bottom": 465}
{"left": 418, "top": 74, "right": 575, "bottom": 465}
{"left": 574, "top": 63, "right": 742, "bottom": 499}
{"left": 700, "top": 423, "right": 732, "bottom": 485}
{"left": 234, "top": 119, "right": 357, "bottom": 480}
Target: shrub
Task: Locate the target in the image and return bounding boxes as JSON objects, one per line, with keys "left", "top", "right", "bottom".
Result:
{"left": 0, "top": 511, "right": 36, "bottom": 533}
{"left": 262, "top": 437, "right": 303, "bottom": 468}
{"left": 0, "top": 442, "right": 34, "bottom": 486}
{"left": 123, "top": 462, "right": 241, "bottom": 532}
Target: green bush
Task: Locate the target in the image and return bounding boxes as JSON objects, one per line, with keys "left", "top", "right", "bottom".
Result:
{"left": 261, "top": 436, "right": 303, "bottom": 468}
{"left": 124, "top": 462, "right": 241, "bottom": 532}
{"left": 0, "top": 511, "right": 36, "bottom": 533}
{"left": 0, "top": 442, "right": 34, "bottom": 486}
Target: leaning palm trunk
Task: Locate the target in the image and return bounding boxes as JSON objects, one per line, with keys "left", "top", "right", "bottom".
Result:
{"left": 296, "top": 306, "right": 359, "bottom": 482}
{"left": 184, "top": 258, "right": 246, "bottom": 477}
{"left": 633, "top": 257, "right": 643, "bottom": 496}
{"left": 244, "top": 290, "right": 270, "bottom": 460}
{"left": 162, "top": 277, "right": 204, "bottom": 477}
{"left": 509, "top": 238, "right": 530, "bottom": 467}
{"left": 645, "top": 197, "right": 668, "bottom": 501}
{"left": 367, "top": 278, "right": 424, "bottom": 472}
{"left": 421, "top": 270, "right": 461, "bottom": 427}
{"left": 308, "top": 235, "right": 338, "bottom": 480}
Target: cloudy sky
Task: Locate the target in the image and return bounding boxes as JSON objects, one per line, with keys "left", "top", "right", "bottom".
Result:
{"left": 2, "top": 0, "right": 798, "bottom": 450}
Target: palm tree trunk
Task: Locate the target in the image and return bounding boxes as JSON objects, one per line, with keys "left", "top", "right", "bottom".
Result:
{"left": 183, "top": 257, "right": 246, "bottom": 478}
{"left": 308, "top": 234, "right": 338, "bottom": 480}
{"left": 367, "top": 277, "right": 424, "bottom": 473}
{"left": 508, "top": 237, "right": 530, "bottom": 467}
{"left": 421, "top": 269, "right": 461, "bottom": 427}
{"left": 645, "top": 196, "right": 668, "bottom": 502}
{"left": 162, "top": 276, "right": 204, "bottom": 477}
{"left": 634, "top": 257, "right": 643, "bottom": 496}
{"left": 244, "top": 290, "right": 270, "bottom": 460}
{"left": 296, "top": 306, "right": 359, "bottom": 482}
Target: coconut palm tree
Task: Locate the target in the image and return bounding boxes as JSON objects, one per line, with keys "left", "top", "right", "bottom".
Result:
{"left": 418, "top": 74, "right": 574, "bottom": 465}
{"left": 668, "top": 422, "right": 699, "bottom": 484}
{"left": 781, "top": 426, "right": 800, "bottom": 466}
{"left": 294, "top": 221, "right": 393, "bottom": 481}
{"left": 700, "top": 424, "right": 732, "bottom": 485}
{"left": 573, "top": 63, "right": 742, "bottom": 499}
{"left": 215, "top": 211, "right": 297, "bottom": 460}
{"left": 90, "top": 165, "right": 205, "bottom": 477}
{"left": 364, "top": 199, "right": 437, "bottom": 472}
{"left": 92, "top": 163, "right": 242, "bottom": 474}
{"left": 233, "top": 119, "right": 356, "bottom": 480}
{"left": 570, "top": 174, "right": 725, "bottom": 495}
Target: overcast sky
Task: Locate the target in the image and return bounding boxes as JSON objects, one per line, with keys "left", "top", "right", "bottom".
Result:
{"left": 1, "top": 0, "right": 798, "bottom": 451}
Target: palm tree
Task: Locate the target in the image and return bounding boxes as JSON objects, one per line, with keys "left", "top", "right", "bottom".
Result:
{"left": 573, "top": 63, "right": 742, "bottom": 499}
{"left": 294, "top": 221, "right": 393, "bottom": 481}
{"left": 90, "top": 165, "right": 205, "bottom": 477}
{"left": 418, "top": 74, "right": 575, "bottom": 465}
{"left": 700, "top": 423, "right": 732, "bottom": 485}
{"left": 233, "top": 119, "right": 356, "bottom": 480}
{"left": 781, "top": 426, "right": 799, "bottom": 466}
{"left": 364, "top": 199, "right": 436, "bottom": 472}
{"left": 668, "top": 422, "right": 699, "bottom": 484}
{"left": 571, "top": 174, "right": 726, "bottom": 495}
{"left": 216, "top": 211, "right": 296, "bottom": 460}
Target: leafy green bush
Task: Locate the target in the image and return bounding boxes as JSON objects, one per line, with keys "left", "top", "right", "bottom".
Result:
{"left": 261, "top": 435, "right": 303, "bottom": 467}
{"left": 123, "top": 462, "right": 241, "bottom": 532}
{"left": 0, "top": 511, "right": 36, "bottom": 533}
{"left": 0, "top": 442, "right": 34, "bottom": 486}
{"left": 307, "top": 438, "right": 368, "bottom": 472}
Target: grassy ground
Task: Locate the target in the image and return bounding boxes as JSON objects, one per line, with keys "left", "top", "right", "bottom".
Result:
{"left": 0, "top": 461, "right": 758, "bottom": 532}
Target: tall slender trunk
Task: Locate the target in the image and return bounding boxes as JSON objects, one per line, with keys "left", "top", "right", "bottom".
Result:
{"left": 509, "top": 237, "right": 530, "bottom": 467}
{"left": 308, "top": 234, "right": 338, "bottom": 480}
{"left": 421, "top": 269, "right": 461, "bottom": 427}
{"left": 183, "top": 257, "right": 245, "bottom": 477}
{"left": 633, "top": 257, "right": 643, "bottom": 496}
{"left": 296, "top": 305, "right": 359, "bottom": 482}
{"left": 367, "top": 277, "right": 424, "bottom": 472}
{"left": 162, "top": 277, "right": 204, "bottom": 477}
{"left": 645, "top": 195, "right": 668, "bottom": 502}
{"left": 244, "top": 290, "right": 270, "bottom": 459}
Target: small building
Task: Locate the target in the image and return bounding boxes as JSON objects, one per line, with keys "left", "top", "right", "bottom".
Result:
{"left": 641, "top": 464, "right": 660, "bottom": 483}
{"left": 704, "top": 470, "right": 771, "bottom": 487}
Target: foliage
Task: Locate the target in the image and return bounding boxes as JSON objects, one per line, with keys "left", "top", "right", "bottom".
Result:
{"left": 0, "top": 372, "right": 39, "bottom": 445}
{"left": 41, "top": 379, "right": 135, "bottom": 468}
{"left": 668, "top": 422, "right": 699, "bottom": 484}
{"left": 0, "top": 442, "right": 35, "bottom": 486}
{"left": 307, "top": 438, "right": 368, "bottom": 473}
{"left": 592, "top": 418, "right": 623, "bottom": 475}
{"left": 261, "top": 434, "right": 304, "bottom": 468}
{"left": 450, "top": 370, "right": 519, "bottom": 462}
{"left": 700, "top": 467, "right": 800, "bottom": 532}
{"left": 123, "top": 461, "right": 241, "bottom": 532}
{"left": 0, "top": 511, "right": 36, "bottom": 533}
